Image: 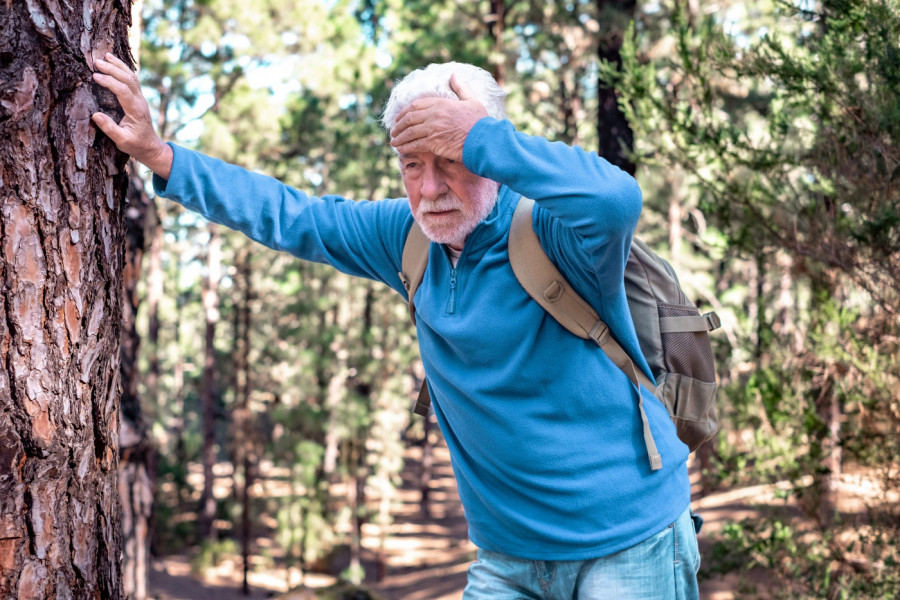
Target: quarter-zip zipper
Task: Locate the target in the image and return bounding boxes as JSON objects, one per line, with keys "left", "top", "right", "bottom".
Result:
{"left": 448, "top": 267, "right": 458, "bottom": 314}
{"left": 444, "top": 243, "right": 466, "bottom": 315}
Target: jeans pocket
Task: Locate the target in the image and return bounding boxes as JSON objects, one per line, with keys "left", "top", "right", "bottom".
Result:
{"left": 690, "top": 510, "right": 704, "bottom": 535}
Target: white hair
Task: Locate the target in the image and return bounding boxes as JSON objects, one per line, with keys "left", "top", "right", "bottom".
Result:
{"left": 381, "top": 62, "right": 507, "bottom": 131}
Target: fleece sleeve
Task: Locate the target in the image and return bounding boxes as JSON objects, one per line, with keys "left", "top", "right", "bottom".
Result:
{"left": 152, "top": 144, "right": 412, "bottom": 295}
{"left": 461, "top": 117, "right": 642, "bottom": 296}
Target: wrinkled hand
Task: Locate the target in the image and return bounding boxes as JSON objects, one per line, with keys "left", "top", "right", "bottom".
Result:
{"left": 91, "top": 53, "right": 172, "bottom": 179}
{"left": 389, "top": 74, "right": 488, "bottom": 162}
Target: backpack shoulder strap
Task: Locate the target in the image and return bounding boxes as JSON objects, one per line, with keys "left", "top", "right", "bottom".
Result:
{"left": 399, "top": 221, "right": 431, "bottom": 326}
{"left": 509, "top": 196, "right": 662, "bottom": 470}
{"left": 509, "top": 197, "right": 603, "bottom": 343}
{"left": 399, "top": 221, "right": 433, "bottom": 417}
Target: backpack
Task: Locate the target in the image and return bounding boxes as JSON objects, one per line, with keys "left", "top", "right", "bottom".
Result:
{"left": 398, "top": 196, "right": 721, "bottom": 471}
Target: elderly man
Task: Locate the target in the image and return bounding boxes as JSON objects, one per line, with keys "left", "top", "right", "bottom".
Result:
{"left": 93, "top": 53, "right": 700, "bottom": 599}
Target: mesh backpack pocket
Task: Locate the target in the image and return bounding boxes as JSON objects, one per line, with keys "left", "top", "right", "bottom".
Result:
{"left": 658, "top": 303, "right": 716, "bottom": 383}
{"left": 656, "top": 303, "right": 719, "bottom": 451}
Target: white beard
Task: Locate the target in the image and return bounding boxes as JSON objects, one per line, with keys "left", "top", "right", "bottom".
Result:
{"left": 415, "top": 181, "right": 498, "bottom": 248}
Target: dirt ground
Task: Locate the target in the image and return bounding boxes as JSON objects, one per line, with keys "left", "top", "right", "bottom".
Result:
{"left": 148, "top": 441, "right": 784, "bottom": 600}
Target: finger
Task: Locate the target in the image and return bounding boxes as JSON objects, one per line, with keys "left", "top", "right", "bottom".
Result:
{"left": 94, "top": 57, "right": 129, "bottom": 82}
{"left": 393, "top": 95, "right": 443, "bottom": 126}
{"left": 391, "top": 138, "right": 425, "bottom": 156}
{"left": 93, "top": 70, "right": 148, "bottom": 118}
{"left": 450, "top": 74, "right": 475, "bottom": 101}
{"left": 92, "top": 71, "right": 126, "bottom": 96}
{"left": 392, "top": 104, "right": 423, "bottom": 131}
{"left": 91, "top": 112, "right": 124, "bottom": 143}
{"left": 95, "top": 57, "right": 140, "bottom": 94}
{"left": 393, "top": 105, "right": 413, "bottom": 129}
{"left": 390, "top": 109, "right": 427, "bottom": 140}
{"left": 390, "top": 122, "right": 429, "bottom": 148}
{"left": 103, "top": 53, "right": 132, "bottom": 72}
{"left": 92, "top": 71, "right": 133, "bottom": 105}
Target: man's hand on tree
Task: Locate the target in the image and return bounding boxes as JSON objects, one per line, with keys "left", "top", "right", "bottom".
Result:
{"left": 91, "top": 53, "right": 173, "bottom": 180}
{"left": 390, "top": 74, "right": 488, "bottom": 162}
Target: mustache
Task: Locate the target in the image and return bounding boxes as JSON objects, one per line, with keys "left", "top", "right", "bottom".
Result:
{"left": 419, "top": 193, "right": 463, "bottom": 213}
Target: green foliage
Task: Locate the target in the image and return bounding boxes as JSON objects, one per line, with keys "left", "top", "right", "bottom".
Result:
{"left": 707, "top": 516, "right": 900, "bottom": 598}
{"left": 602, "top": 0, "right": 900, "bottom": 596}
{"left": 611, "top": 0, "right": 900, "bottom": 301}
{"left": 191, "top": 538, "right": 240, "bottom": 574}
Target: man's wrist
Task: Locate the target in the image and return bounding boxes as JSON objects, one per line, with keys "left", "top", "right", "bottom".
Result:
{"left": 142, "top": 141, "right": 173, "bottom": 181}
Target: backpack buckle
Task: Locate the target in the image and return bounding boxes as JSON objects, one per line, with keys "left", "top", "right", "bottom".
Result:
{"left": 588, "top": 321, "right": 609, "bottom": 346}
{"left": 704, "top": 312, "right": 721, "bottom": 331}
{"left": 543, "top": 280, "right": 565, "bottom": 302}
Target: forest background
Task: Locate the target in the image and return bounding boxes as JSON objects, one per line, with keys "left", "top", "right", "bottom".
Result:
{"left": 2, "top": 0, "right": 898, "bottom": 599}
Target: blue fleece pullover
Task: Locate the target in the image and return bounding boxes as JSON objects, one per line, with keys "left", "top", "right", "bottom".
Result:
{"left": 154, "top": 117, "right": 691, "bottom": 560}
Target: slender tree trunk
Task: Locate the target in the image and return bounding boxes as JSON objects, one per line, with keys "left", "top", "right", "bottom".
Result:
{"left": 810, "top": 279, "right": 843, "bottom": 527}
{"left": 232, "top": 247, "right": 254, "bottom": 595}
{"left": 144, "top": 201, "right": 163, "bottom": 408}
{"left": 487, "top": 0, "right": 506, "bottom": 85}
{"left": 816, "top": 379, "right": 842, "bottom": 526}
{"left": 119, "top": 164, "right": 155, "bottom": 600}
{"left": 171, "top": 285, "right": 188, "bottom": 512}
{"left": 668, "top": 189, "right": 683, "bottom": 266}
{"left": 596, "top": 0, "right": 637, "bottom": 175}
{"left": 347, "top": 440, "right": 363, "bottom": 584}
{"left": 750, "top": 254, "right": 765, "bottom": 365}
{"left": 419, "top": 415, "right": 434, "bottom": 517}
{"left": 322, "top": 291, "right": 347, "bottom": 484}
{"left": 0, "top": 1, "right": 132, "bottom": 597}
{"left": 198, "top": 223, "right": 222, "bottom": 541}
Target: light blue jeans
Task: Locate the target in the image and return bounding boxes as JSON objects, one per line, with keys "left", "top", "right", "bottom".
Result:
{"left": 463, "top": 507, "right": 702, "bottom": 600}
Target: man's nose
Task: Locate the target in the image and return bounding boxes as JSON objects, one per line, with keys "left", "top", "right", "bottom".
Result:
{"left": 421, "top": 164, "right": 448, "bottom": 198}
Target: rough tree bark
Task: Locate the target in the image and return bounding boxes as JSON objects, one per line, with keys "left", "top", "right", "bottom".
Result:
{"left": 0, "top": 0, "right": 132, "bottom": 597}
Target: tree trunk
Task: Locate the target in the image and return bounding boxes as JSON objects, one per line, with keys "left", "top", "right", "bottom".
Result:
{"left": 0, "top": 1, "right": 132, "bottom": 597}
{"left": 596, "top": 0, "right": 637, "bottom": 175}
{"left": 668, "top": 188, "right": 683, "bottom": 266}
{"left": 419, "top": 415, "right": 434, "bottom": 517}
{"left": 198, "top": 223, "right": 222, "bottom": 541}
{"left": 232, "top": 247, "right": 254, "bottom": 595}
{"left": 816, "top": 380, "right": 842, "bottom": 527}
{"left": 144, "top": 200, "right": 163, "bottom": 409}
{"left": 119, "top": 164, "right": 155, "bottom": 600}
{"left": 487, "top": 0, "right": 506, "bottom": 85}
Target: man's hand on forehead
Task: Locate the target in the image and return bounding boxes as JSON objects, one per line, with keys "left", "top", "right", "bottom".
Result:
{"left": 390, "top": 74, "right": 488, "bottom": 162}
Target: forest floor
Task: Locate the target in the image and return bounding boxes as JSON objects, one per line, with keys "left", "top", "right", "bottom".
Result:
{"left": 148, "top": 435, "right": 836, "bottom": 600}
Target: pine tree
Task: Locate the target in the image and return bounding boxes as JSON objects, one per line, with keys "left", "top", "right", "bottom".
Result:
{"left": 0, "top": 0, "right": 133, "bottom": 596}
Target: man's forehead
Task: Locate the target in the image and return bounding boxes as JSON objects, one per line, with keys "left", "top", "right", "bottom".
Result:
{"left": 398, "top": 152, "right": 433, "bottom": 160}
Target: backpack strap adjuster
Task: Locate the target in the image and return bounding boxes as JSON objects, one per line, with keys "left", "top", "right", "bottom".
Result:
{"left": 588, "top": 321, "right": 608, "bottom": 346}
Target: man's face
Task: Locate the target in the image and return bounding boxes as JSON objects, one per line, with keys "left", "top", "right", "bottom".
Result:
{"left": 399, "top": 152, "right": 498, "bottom": 250}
